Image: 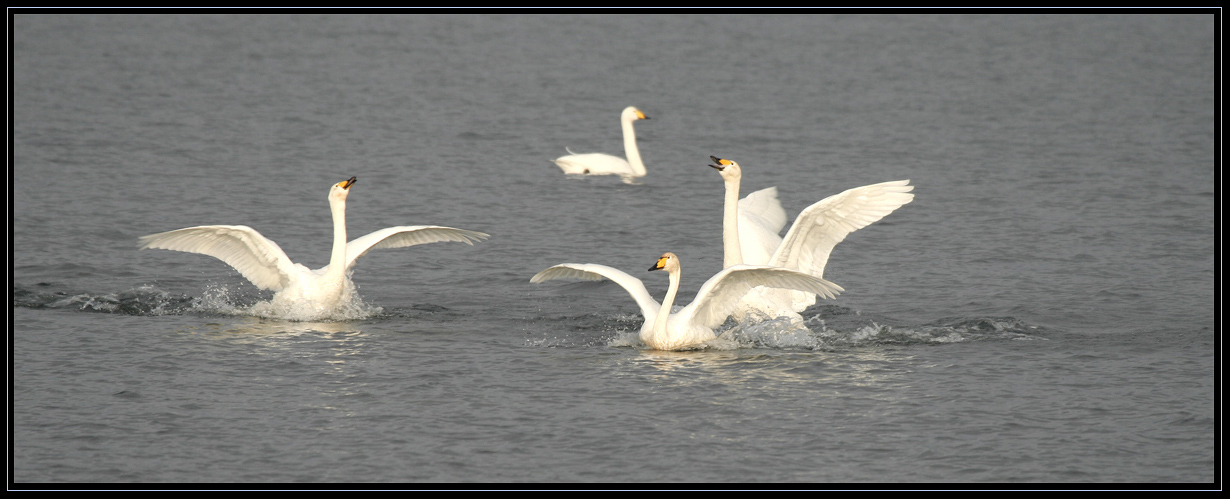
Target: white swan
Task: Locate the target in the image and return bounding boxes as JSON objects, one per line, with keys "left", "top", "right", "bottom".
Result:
{"left": 531, "top": 252, "right": 844, "bottom": 351}
{"left": 709, "top": 156, "right": 915, "bottom": 322}
{"left": 138, "top": 177, "right": 489, "bottom": 321}
{"left": 552, "top": 106, "right": 649, "bottom": 183}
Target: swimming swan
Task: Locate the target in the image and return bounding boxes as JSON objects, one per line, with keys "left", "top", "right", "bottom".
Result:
{"left": 552, "top": 106, "right": 649, "bottom": 183}
{"left": 709, "top": 156, "right": 914, "bottom": 322}
{"left": 530, "top": 252, "right": 844, "bottom": 351}
{"left": 138, "top": 177, "right": 489, "bottom": 321}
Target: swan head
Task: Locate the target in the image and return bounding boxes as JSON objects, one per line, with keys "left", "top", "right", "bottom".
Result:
{"left": 622, "top": 106, "right": 649, "bottom": 122}
{"left": 648, "top": 252, "right": 680, "bottom": 273}
{"left": 329, "top": 176, "right": 357, "bottom": 202}
{"left": 708, "top": 156, "right": 742, "bottom": 182}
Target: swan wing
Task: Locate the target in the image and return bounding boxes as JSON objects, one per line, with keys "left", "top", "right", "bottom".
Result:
{"left": 137, "top": 225, "right": 297, "bottom": 291}
{"left": 530, "top": 263, "right": 660, "bottom": 320}
{"left": 737, "top": 186, "right": 788, "bottom": 265}
{"left": 770, "top": 180, "right": 914, "bottom": 279}
{"left": 345, "top": 226, "right": 489, "bottom": 271}
{"left": 683, "top": 265, "right": 845, "bottom": 330}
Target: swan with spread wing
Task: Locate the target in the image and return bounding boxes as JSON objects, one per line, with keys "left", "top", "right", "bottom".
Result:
{"left": 531, "top": 252, "right": 843, "bottom": 351}
{"left": 138, "top": 177, "right": 488, "bottom": 320}
{"left": 709, "top": 156, "right": 914, "bottom": 322}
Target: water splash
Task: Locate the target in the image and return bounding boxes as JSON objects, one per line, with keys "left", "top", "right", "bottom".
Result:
{"left": 244, "top": 286, "right": 383, "bottom": 322}
{"left": 12, "top": 281, "right": 384, "bottom": 322}
{"left": 524, "top": 305, "right": 1047, "bottom": 351}
{"left": 523, "top": 312, "right": 642, "bottom": 348}
{"left": 734, "top": 314, "right": 1044, "bottom": 350}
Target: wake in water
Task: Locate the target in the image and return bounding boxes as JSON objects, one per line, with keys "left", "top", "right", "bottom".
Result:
{"left": 11, "top": 281, "right": 384, "bottom": 321}
{"left": 14, "top": 283, "right": 198, "bottom": 316}
{"left": 524, "top": 304, "right": 1046, "bottom": 351}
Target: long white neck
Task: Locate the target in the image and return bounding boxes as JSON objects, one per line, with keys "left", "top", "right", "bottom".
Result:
{"left": 621, "top": 118, "right": 646, "bottom": 176}
{"left": 326, "top": 198, "right": 348, "bottom": 279}
{"left": 722, "top": 176, "right": 743, "bottom": 268}
{"left": 653, "top": 267, "right": 680, "bottom": 334}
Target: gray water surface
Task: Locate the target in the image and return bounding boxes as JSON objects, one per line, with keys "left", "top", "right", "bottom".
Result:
{"left": 12, "top": 13, "right": 1216, "bottom": 484}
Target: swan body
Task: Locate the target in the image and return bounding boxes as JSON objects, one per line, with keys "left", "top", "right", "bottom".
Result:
{"left": 710, "top": 156, "right": 915, "bottom": 322}
{"left": 552, "top": 106, "right": 649, "bottom": 183}
{"left": 138, "top": 177, "right": 489, "bottom": 320}
{"left": 734, "top": 185, "right": 790, "bottom": 265}
{"left": 531, "top": 252, "right": 843, "bottom": 351}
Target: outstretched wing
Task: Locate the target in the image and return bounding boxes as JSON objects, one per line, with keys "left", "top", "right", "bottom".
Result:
{"left": 530, "top": 263, "right": 660, "bottom": 321}
{"left": 138, "top": 225, "right": 297, "bottom": 291}
{"left": 345, "top": 226, "right": 489, "bottom": 271}
{"left": 770, "top": 180, "right": 914, "bottom": 279}
{"left": 737, "top": 186, "right": 789, "bottom": 265}
{"left": 683, "top": 265, "right": 844, "bottom": 330}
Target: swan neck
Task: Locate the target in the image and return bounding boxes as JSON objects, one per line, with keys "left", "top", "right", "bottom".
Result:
{"left": 327, "top": 198, "right": 348, "bottom": 276}
{"left": 722, "top": 177, "right": 743, "bottom": 268}
{"left": 621, "top": 118, "right": 646, "bottom": 176}
{"left": 653, "top": 267, "right": 680, "bottom": 333}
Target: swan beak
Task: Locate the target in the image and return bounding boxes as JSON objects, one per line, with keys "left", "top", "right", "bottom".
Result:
{"left": 709, "top": 156, "right": 732, "bottom": 171}
{"left": 648, "top": 256, "right": 668, "bottom": 271}
{"left": 636, "top": 110, "right": 649, "bottom": 120}
{"left": 342, "top": 177, "right": 357, "bottom": 189}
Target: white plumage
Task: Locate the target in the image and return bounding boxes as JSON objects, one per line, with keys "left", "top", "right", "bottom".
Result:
{"left": 531, "top": 252, "right": 843, "bottom": 351}
{"left": 138, "top": 177, "right": 488, "bottom": 320}
{"left": 552, "top": 106, "right": 650, "bottom": 183}
{"left": 708, "top": 156, "right": 914, "bottom": 322}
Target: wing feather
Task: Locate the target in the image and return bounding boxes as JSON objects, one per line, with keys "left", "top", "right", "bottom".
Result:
{"left": 137, "top": 225, "right": 297, "bottom": 291}
{"left": 530, "top": 263, "right": 660, "bottom": 321}
{"left": 737, "top": 186, "right": 788, "bottom": 265}
{"left": 684, "top": 265, "right": 844, "bottom": 330}
{"left": 770, "top": 180, "right": 914, "bottom": 278}
{"left": 345, "top": 226, "right": 488, "bottom": 270}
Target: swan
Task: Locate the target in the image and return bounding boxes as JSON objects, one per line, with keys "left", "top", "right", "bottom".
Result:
{"left": 552, "top": 106, "right": 650, "bottom": 183}
{"left": 734, "top": 184, "right": 790, "bottom": 261}
{"left": 708, "top": 156, "right": 914, "bottom": 322}
{"left": 531, "top": 252, "right": 844, "bottom": 351}
{"left": 138, "top": 176, "right": 489, "bottom": 321}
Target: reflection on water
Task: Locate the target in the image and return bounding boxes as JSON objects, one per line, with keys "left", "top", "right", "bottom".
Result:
{"left": 627, "top": 341, "right": 916, "bottom": 395}
{"left": 175, "top": 316, "right": 380, "bottom": 417}
{"left": 183, "top": 316, "right": 365, "bottom": 337}
{"left": 179, "top": 317, "right": 370, "bottom": 375}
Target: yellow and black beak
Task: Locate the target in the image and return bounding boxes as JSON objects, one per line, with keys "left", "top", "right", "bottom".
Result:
{"left": 709, "top": 156, "right": 732, "bottom": 171}
{"left": 636, "top": 110, "right": 649, "bottom": 120}
{"left": 648, "top": 255, "right": 669, "bottom": 271}
{"left": 341, "top": 176, "right": 357, "bottom": 189}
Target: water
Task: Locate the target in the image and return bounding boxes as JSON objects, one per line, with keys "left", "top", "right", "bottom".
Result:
{"left": 11, "top": 14, "right": 1215, "bottom": 484}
